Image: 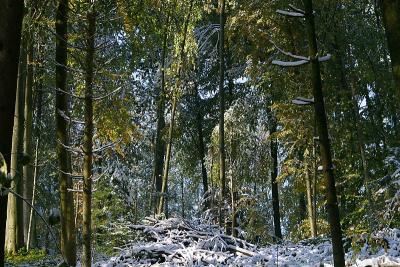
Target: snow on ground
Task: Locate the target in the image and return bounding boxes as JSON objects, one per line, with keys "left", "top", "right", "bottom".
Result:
{"left": 94, "top": 217, "right": 400, "bottom": 267}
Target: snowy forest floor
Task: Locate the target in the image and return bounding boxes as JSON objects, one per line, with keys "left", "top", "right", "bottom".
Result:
{"left": 92, "top": 217, "right": 400, "bottom": 267}
{"left": 5, "top": 217, "right": 400, "bottom": 266}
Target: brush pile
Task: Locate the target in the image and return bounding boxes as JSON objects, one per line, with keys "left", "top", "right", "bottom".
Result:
{"left": 94, "top": 217, "right": 400, "bottom": 267}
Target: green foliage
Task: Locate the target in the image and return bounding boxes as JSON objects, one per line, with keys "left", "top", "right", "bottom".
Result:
{"left": 5, "top": 248, "right": 46, "bottom": 264}
{"left": 92, "top": 180, "right": 136, "bottom": 254}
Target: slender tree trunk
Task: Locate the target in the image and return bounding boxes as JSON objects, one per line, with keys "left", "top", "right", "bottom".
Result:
{"left": 6, "top": 40, "right": 27, "bottom": 254}
{"left": 158, "top": 1, "right": 193, "bottom": 216}
{"left": 305, "top": 166, "right": 317, "bottom": 237}
{"left": 218, "top": 0, "right": 227, "bottom": 228}
{"left": 82, "top": 8, "right": 95, "bottom": 267}
{"left": 299, "top": 193, "right": 307, "bottom": 223}
{"left": 0, "top": 0, "right": 24, "bottom": 262}
{"left": 380, "top": 0, "right": 400, "bottom": 105}
{"left": 158, "top": 95, "right": 177, "bottom": 216}
{"left": 152, "top": 20, "right": 168, "bottom": 215}
{"left": 303, "top": 0, "right": 345, "bottom": 265}
{"left": 23, "top": 38, "right": 34, "bottom": 247}
{"left": 230, "top": 177, "right": 237, "bottom": 237}
{"left": 270, "top": 120, "right": 282, "bottom": 240}
{"left": 181, "top": 176, "right": 185, "bottom": 218}
{"left": 55, "top": 0, "right": 76, "bottom": 264}
{"left": 26, "top": 139, "right": 38, "bottom": 251}
{"left": 312, "top": 122, "right": 318, "bottom": 236}
{"left": 26, "top": 48, "right": 43, "bottom": 251}
{"left": 194, "top": 85, "right": 209, "bottom": 207}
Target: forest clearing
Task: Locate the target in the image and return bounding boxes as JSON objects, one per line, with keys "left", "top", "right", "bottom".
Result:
{"left": 0, "top": 0, "right": 400, "bottom": 266}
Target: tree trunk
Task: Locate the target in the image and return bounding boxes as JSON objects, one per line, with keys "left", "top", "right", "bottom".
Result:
{"left": 6, "top": 39, "right": 27, "bottom": 254}
{"left": 26, "top": 139, "right": 38, "bottom": 251}
{"left": 82, "top": 8, "right": 95, "bottom": 267}
{"left": 306, "top": 167, "right": 317, "bottom": 237}
{"left": 23, "top": 38, "right": 34, "bottom": 248}
{"left": 158, "top": 1, "right": 193, "bottom": 216}
{"left": 158, "top": 95, "right": 177, "bottom": 216}
{"left": 181, "top": 176, "right": 185, "bottom": 218}
{"left": 27, "top": 53, "right": 44, "bottom": 250}
{"left": 303, "top": 0, "right": 345, "bottom": 265}
{"left": 55, "top": 0, "right": 76, "bottom": 264}
{"left": 298, "top": 193, "right": 306, "bottom": 223}
{"left": 381, "top": 0, "right": 400, "bottom": 104}
{"left": 218, "top": 0, "right": 227, "bottom": 228}
{"left": 270, "top": 120, "right": 282, "bottom": 240}
{"left": 152, "top": 19, "right": 168, "bottom": 215}
{"left": 0, "top": 0, "right": 24, "bottom": 258}
{"left": 194, "top": 85, "right": 209, "bottom": 208}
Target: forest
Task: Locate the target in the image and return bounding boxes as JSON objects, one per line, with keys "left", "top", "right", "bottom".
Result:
{"left": 0, "top": 0, "right": 400, "bottom": 266}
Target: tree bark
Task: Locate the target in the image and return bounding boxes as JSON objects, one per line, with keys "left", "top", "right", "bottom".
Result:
{"left": 26, "top": 139, "right": 38, "bottom": 251}
{"left": 306, "top": 166, "right": 317, "bottom": 237}
{"left": 303, "top": 0, "right": 345, "bottom": 265}
{"left": 55, "top": 0, "right": 76, "bottom": 264}
{"left": 194, "top": 85, "right": 209, "bottom": 208}
{"left": 270, "top": 119, "right": 282, "bottom": 240}
{"left": 158, "top": 0, "right": 193, "bottom": 216}
{"left": 23, "top": 37, "right": 34, "bottom": 248}
{"left": 380, "top": 0, "right": 400, "bottom": 105}
{"left": 218, "top": 0, "right": 227, "bottom": 228}
{"left": 158, "top": 95, "right": 177, "bottom": 216}
{"left": 0, "top": 4, "right": 24, "bottom": 259}
{"left": 6, "top": 39, "right": 27, "bottom": 254}
{"left": 152, "top": 17, "right": 168, "bottom": 215}
{"left": 82, "top": 8, "right": 95, "bottom": 267}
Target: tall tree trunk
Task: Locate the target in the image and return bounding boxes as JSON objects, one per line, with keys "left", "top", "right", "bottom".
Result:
{"left": 158, "top": 0, "right": 193, "bottom": 216}
{"left": 181, "top": 176, "right": 185, "bottom": 218}
{"left": 303, "top": 0, "right": 345, "bottom": 265}
{"left": 270, "top": 119, "right": 282, "bottom": 240}
{"left": 152, "top": 18, "right": 168, "bottom": 215}
{"left": 55, "top": 0, "right": 76, "bottom": 264}
{"left": 26, "top": 139, "right": 38, "bottom": 251}
{"left": 380, "top": 0, "right": 400, "bottom": 105}
{"left": 27, "top": 50, "right": 44, "bottom": 250}
{"left": 193, "top": 83, "right": 209, "bottom": 208}
{"left": 158, "top": 95, "right": 177, "bottom": 216}
{"left": 218, "top": 0, "right": 227, "bottom": 228}
{"left": 0, "top": 0, "right": 24, "bottom": 259}
{"left": 82, "top": 8, "right": 95, "bottom": 267}
{"left": 23, "top": 37, "right": 34, "bottom": 248}
{"left": 6, "top": 39, "right": 27, "bottom": 254}
{"left": 305, "top": 166, "right": 317, "bottom": 237}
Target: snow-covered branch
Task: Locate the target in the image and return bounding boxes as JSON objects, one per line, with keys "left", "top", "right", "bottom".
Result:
{"left": 276, "top": 9, "right": 305, "bottom": 17}
{"left": 272, "top": 59, "right": 309, "bottom": 67}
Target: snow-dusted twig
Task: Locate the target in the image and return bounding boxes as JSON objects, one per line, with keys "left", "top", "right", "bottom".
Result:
{"left": 93, "top": 139, "right": 122, "bottom": 153}
{"left": 58, "top": 110, "right": 85, "bottom": 124}
{"left": 270, "top": 40, "right": 309, "bottom": 61}
{"left": 93, "top": 87, "right": 122, "bottom": 101}
{"left": 276, "top": 9, "right": 305, "bottom": 17}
